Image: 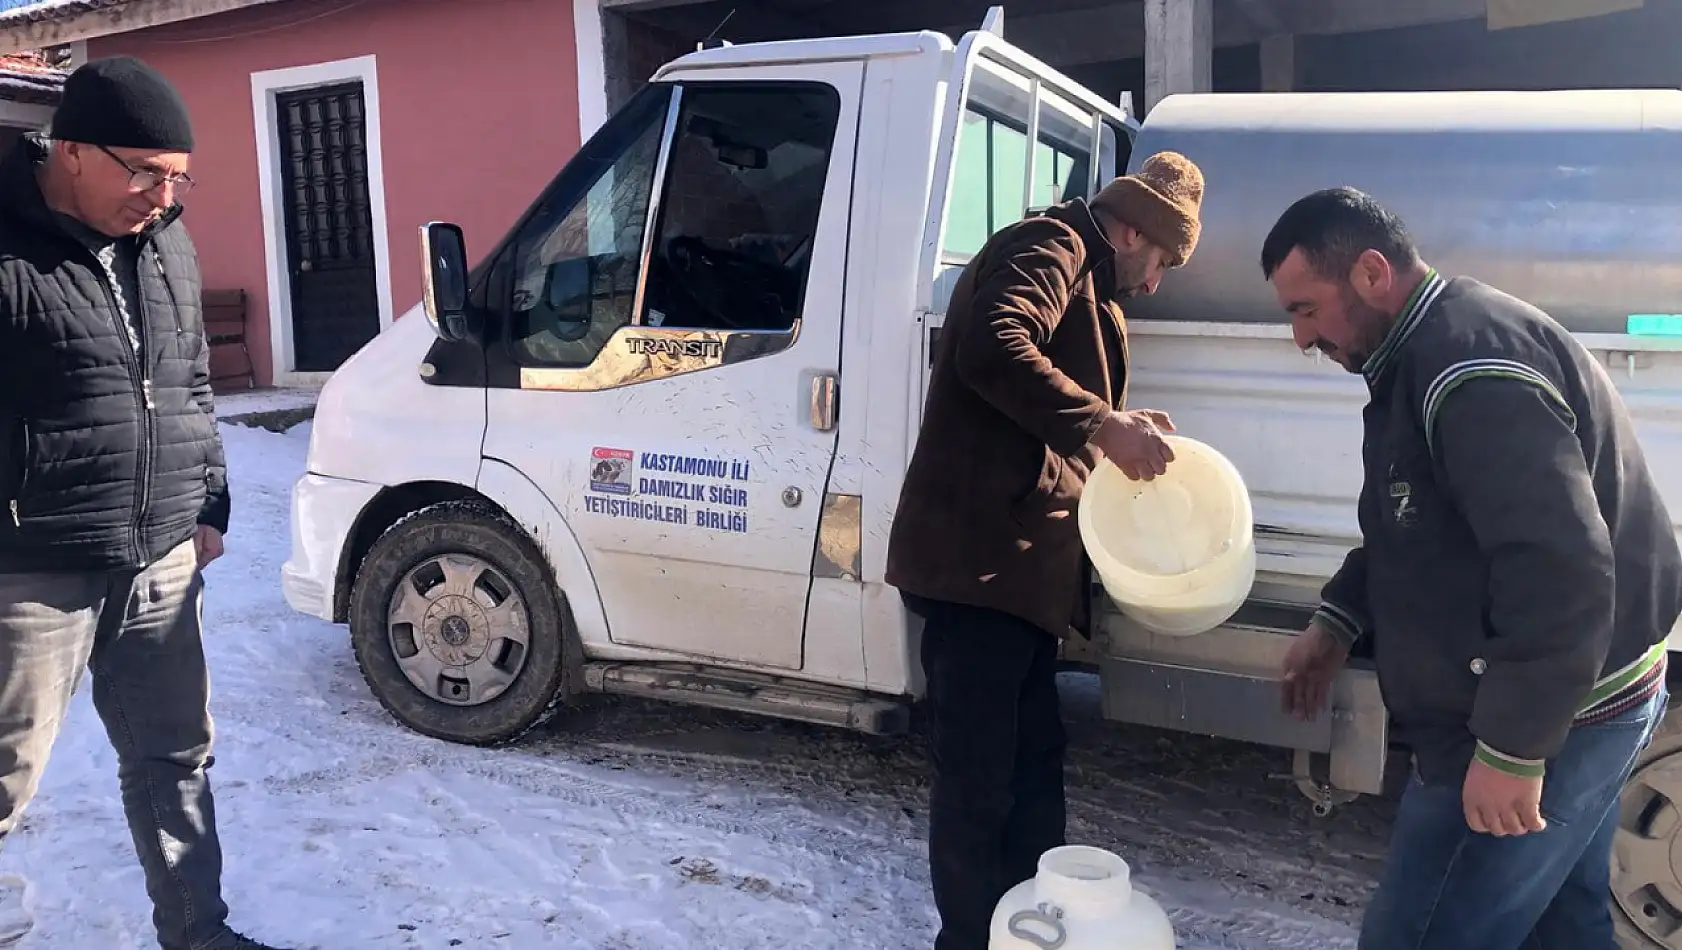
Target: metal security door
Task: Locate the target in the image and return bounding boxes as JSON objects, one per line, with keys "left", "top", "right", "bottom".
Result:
{"left": 277, "top": 82, "right": 380, "bottom": 372}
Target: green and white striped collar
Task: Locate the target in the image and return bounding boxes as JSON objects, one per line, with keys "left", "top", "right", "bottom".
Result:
{"left": 1362, "top": 268, "right": 1446, "bottom": 387}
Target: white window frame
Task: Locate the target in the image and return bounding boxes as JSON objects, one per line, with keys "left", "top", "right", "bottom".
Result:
{"left": 575, "top": 0, "right": 609, "bottom": 141}
{"left": 250, "top": 54, "right": 394, "bottom": 388}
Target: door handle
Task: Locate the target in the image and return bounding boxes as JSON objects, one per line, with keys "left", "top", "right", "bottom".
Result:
{"left": 810, "top": 374, "right": 838, "bottom": 432}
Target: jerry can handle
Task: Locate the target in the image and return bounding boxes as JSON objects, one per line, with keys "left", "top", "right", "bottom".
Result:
{"left": 1006, "top": 903, "right": 1068, "bottom": 949}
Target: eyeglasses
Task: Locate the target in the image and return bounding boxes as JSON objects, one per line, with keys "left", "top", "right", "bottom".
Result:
{"left": 96, "top": 144, "right": 196, "bottom": 198}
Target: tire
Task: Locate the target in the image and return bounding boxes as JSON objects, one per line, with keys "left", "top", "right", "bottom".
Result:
{"left": 349, "top": 500, "right": 577, "bottom": 746}
{"left": 1614, "top": 696, "right": 1682, "bottom": 950}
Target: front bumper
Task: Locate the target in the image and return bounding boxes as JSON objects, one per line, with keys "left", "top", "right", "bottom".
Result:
{"left": 281, "top": 472, "right": 383, "bottom": 622}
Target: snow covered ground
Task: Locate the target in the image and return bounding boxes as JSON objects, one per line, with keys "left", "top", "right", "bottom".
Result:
{"left": 0, "top": 418, "right": 1390, "bottom": 949}
{"left": 215, "top": 387, "right": 323, "bottom": 419}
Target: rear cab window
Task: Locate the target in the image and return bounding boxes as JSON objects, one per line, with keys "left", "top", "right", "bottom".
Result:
{"left": 933, "top": 58, "right": 1131, "bottom": 314}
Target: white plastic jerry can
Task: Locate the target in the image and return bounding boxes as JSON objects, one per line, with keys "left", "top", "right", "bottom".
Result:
{"left": 989, "top": 846, "right": 1176, "bottom": 949}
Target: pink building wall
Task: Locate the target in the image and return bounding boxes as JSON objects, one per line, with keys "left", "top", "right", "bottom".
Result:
{"left": 91, "top": 0, "right": 584, "bottom": 386}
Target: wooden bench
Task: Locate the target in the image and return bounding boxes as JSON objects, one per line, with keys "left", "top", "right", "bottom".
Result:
{"left": 203, "top": 289, "right": 255, "bottom": 393}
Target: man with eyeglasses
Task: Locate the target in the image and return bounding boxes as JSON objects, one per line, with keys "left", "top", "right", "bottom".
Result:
{"left": 0, "top": 58, "right": 288, "bottom": 950}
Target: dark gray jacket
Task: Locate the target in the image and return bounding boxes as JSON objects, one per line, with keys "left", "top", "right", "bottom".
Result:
{"left": 0, "top": 134, "right": 229, "bottom": 573}
{"left": 1314, "top": 271, "right": 1681, "bottom": 784}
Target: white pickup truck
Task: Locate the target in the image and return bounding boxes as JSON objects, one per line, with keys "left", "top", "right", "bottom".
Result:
{"left": 281, "top": 14, "right": 1682, "bottom": 947}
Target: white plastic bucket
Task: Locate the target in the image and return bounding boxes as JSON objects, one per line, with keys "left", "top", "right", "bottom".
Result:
{"left": 1108, "top": 545, "right": 1257, "bottom": 636}
{"left": 1078, "top": 435, "right": 1255, "bottom": 637}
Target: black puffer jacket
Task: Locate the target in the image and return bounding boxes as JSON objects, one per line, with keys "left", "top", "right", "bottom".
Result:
{"left": 0, "top": 135, "right": 229, "bottom": 573}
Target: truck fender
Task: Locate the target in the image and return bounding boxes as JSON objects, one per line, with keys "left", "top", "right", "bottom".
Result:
{"left": 475, "top": 457, "right": 611, "bottom": 649}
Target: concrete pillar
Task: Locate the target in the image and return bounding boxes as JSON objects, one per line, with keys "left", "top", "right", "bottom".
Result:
{"left": 1144, "top": 0, "right": 1213, "bottom": 114}
{"left": 1259, "top": 34, "right": 1296, "bottom": 92}
{"left": 599, "top": 10, "right": 691, "bottom": 112}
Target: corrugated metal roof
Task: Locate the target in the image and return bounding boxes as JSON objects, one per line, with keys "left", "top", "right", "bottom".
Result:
{"left": 0, "top": 50, "right": 64, "bottom": 105}
{"left": 0, "top": 51, "right": 63, "bottom": 75}
{"left": 0, "top": 0, "right": 131, "bottom": 27}
{"left": 0, "top": 0, "right": 292, "bottom": 50}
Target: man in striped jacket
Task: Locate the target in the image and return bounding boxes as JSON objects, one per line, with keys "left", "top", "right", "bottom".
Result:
{"left": 1261, "top": 187, "right": 1682, "bottom": 950}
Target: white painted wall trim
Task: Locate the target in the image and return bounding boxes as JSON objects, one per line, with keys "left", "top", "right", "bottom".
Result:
{"left": 250, "top": 54, "right": 393, "bottom": 389}
{"left": 0, "top": 100, "right": 53, "bottom": 130}
{"left": 575, "top": 0, "right": 609, "bottom": 141}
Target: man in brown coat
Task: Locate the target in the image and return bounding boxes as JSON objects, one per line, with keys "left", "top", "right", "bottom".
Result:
{"left": 886, "top": 152, "right": 1206, "bottom": 950}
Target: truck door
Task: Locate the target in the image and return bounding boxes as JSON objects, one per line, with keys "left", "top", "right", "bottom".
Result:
{"left": 480, "top": 64, "right": 862, "bottom": 671}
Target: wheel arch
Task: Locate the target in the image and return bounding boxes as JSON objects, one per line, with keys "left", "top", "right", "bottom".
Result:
{"left": 331, "top": 461, "right": 610, "bottom": 650}
{"left": 332, "top": 479, "right": 481, "bottom": 623}
{"left": 473, "top": 457, "right": 610, "bottom": 649}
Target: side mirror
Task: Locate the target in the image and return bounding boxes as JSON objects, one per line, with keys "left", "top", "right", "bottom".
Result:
{"left": 421, "top": 222, "right": 473, "bottom": 343}
{"left": 542, "top": 257, "right": 595, "bottom": 342}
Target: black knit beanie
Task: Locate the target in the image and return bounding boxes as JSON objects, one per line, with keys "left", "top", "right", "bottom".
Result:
{"left": 51, "top": 56, "right": 194, "bottom": 152}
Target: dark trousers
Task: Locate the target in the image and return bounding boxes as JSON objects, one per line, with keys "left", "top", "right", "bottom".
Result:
{"left": 915, "top": 596, "right": 1067, "bottom": 950}
{"left": 0, "top": 539, "right": 234, "bottom": 950}
{"left": 1360, "top": 686, "right": 1668, "bottom": 950}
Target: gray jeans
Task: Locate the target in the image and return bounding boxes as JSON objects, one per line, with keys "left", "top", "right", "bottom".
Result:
{"left": 0, "top": 538, "right": 233, "bottom": 950}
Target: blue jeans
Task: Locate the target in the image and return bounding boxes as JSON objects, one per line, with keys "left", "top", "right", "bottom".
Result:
{"left": 1360, "top": 685, "right": 1668, "bottom": 950}
{"left": 0, "top": 540, "right": 234, "bottom": 950}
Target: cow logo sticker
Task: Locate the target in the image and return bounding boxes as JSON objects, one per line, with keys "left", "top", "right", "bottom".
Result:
{"left": 589, "top": 447, "right": 635, "bottom": 496}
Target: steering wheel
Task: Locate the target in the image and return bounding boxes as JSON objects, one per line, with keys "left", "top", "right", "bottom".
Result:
{"left": 662, "top": 236, "right": 788, "bottom": 330}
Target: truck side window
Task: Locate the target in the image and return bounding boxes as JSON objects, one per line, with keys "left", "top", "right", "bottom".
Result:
{"left": 942, "top": 68, "right": 1116, "bottom": 260}
{"left": 640, "top": 83, "right": 841, "bottom": 334}
{"left": 506, "top": 86, "right": 670, "bottom": 367}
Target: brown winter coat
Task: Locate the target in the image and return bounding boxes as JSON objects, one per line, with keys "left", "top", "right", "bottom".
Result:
{"left": 885, "top": 199, "right": 1129, "bottom": 639}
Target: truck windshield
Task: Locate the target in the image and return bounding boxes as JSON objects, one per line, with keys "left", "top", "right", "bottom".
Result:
{"left": 506, "top": 85, "right": 670, "bottom": 367}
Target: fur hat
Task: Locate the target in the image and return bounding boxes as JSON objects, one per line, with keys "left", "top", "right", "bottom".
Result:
{"left": 1090, "top": 151, "right": 1205, "bottom": 266}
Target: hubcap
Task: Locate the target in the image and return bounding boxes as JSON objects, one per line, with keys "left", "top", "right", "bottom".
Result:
{"left": 1614, "top": 752, "right": 1682, "bottom": 947}
{"left": 386, "top": 553, "right": 531, "bottom": 707}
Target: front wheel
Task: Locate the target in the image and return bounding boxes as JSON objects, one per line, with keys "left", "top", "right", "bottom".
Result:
{"left": 349, "top": 500, "right": 576, "bottom": 745}
{"left": 1614, "top": 697, "right": 1682, "bottom": 949}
